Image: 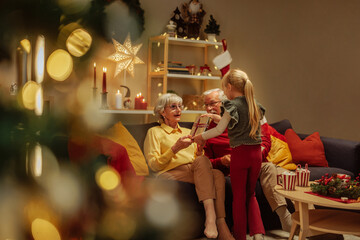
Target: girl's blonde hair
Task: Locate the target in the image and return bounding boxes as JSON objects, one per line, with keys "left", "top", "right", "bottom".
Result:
{"left": 222, "top": 69, "right": 260, "bottom": 139}
{"left": 154, "top": 93, "right": 183, "bottom": 122}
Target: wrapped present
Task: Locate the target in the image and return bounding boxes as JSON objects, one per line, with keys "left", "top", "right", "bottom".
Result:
{"left": 200, "top": 64, "right": 211, "bottom": 75}
{"left": 296, "top": 164, "right": 311, "bottom": 187}
{"left": 190, "top": 115, "right": 211, "bottom": 137}
{"left": 186, "top": 65, "right": 196, "bottom": 75}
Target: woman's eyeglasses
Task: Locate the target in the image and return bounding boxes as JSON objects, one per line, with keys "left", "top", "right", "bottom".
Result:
{"left": 166, "top": 104, "right": 184, "bottom": 110}
{"left": 203, "top": 101, "right": 221, "bottom": 108}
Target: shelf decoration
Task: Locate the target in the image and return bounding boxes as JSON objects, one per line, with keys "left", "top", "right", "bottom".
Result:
{"left": 186, "top": 65, "right": 197, "bottom": 75}
{"left": 93, "top": 62, "right": 97, "bottom": 101}
{"left": 101, "top": 67, "right": 108, "bottom": 109}
{"left": 107, "top": 33, "right": 144, "bottom": 83}
{"left": 115, "top": 90, "right": 123, "bottom": 109}
{"left": 141, "top": 98, "right": 147, "bottom": 110}
{"left": 120, "top": 85, "right": 131, "bottom": 109}
{"left": 200, "top": 64, "right": 211, "bottom": 76}
{"left": 134, "top": 92, "right": 144, "bottom": 109}
{"left": 170, "top": 7, "right": 186, "bottom": 37}
{"left": 204, "top": 15, "right": 220, "bottom": 42}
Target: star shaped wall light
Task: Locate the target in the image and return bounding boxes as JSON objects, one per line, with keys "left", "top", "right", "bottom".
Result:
{"left": 107, "top": 34, "right": 144, "bottom": 78}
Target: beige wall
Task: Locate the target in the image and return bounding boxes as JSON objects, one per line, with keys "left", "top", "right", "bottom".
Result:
{"left": 1, "top": 0, "right": 359, "bottom": 141}
{"left": 141, "top": 0, "right": 360, "bottom": 141}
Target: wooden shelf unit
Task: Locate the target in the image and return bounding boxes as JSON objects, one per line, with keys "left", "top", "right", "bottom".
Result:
{"left": 99, "top": 109, "right": 206, "bottom": 114}
{"left": 147, "top": 35, "right": 223, "bottom": 107}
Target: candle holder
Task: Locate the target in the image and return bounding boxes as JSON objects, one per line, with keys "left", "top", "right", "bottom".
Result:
{"left": 100, "top": 92, "right": 108, "bottom": 109}
{"left": 93, "top": 87, "right": 97, "bottom": 102}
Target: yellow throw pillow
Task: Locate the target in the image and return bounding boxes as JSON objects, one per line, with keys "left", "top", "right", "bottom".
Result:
{"left": 266, "top": 135, "right": 297, "bottom": 170}
{"left": 100, "top": 122, "right": 149, "bottom": 176}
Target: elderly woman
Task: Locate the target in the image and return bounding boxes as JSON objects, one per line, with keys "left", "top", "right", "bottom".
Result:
{"left": 144, "top": 93, "right": 233, "bottom": 239}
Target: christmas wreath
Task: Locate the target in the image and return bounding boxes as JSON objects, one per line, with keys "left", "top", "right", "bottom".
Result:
{"left": 310, "top": 173, "right": 360, "bottom": 200}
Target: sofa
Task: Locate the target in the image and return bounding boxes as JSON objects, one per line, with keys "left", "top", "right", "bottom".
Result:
{"left": 50, "top": 119, "right": 360, "bottom": 239}
{"left": 123, "top": 119, "right": 360, "bottom": 236}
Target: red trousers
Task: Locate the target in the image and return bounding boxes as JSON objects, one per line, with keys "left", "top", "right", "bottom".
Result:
{"left": 230, "top": 145, "right": 265, "bottom": 240}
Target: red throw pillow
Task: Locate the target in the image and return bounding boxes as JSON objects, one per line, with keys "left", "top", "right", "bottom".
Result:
{"left": 284, "top": 129, "right": 328, "bottom": 167}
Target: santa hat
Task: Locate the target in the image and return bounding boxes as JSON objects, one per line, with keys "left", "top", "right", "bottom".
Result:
{"left": 212, "top": 39, "right": 232, "bottom": 77}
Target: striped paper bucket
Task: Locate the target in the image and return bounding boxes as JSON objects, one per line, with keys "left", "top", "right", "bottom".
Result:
{"left": 296, "top": 164, "right": 311, "bottom": 187}
{"left": 277, "top": 171, "right": 297, "bottom": 190}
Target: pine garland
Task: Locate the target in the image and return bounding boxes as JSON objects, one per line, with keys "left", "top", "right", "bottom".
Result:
{"left": 310, "top": 173, "right": 360, "bottom": 200}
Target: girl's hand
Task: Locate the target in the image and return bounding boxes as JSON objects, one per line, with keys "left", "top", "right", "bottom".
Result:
{"left": 171, "top": 135, "right": 192, "bottom": 154}
{"left": 202, "top": 113, "right": 221, "bottom": 123}
{"left": 192, "top": 134, "right": 205, "bottom": 146}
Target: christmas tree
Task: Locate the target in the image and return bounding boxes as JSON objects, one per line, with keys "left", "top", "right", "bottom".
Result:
{"left": 204, "top": 15, "right": 220, "bottom": 35}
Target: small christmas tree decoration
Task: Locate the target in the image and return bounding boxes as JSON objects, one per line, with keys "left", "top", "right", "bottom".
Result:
{"left": 171, "top": 7, "right": 187, "bottom": 37}
{"left": 204, "top": 15, "right": 220, "bottom": 35}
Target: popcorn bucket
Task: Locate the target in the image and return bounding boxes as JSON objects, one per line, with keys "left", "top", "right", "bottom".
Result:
{"left": 277, "top": 171, "right": 297, "bottom": 190}
{"left": 296, "top": 164, "right": 311, "bottom": 187}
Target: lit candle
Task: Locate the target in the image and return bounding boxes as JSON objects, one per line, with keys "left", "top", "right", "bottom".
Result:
{"left": 115, "top": 90, "right": 123, "bottom": 109}
{"left": 135, "top": 92, "right": 144, "bottom": 109}
{"left": 141, "top": 98, "right": 147, "bottom": 110}
{"left": 93, "top": 62, "right": 96, "bottom": 88}
{"left": 102, "top": 67, "right": 107, "bottom": 93}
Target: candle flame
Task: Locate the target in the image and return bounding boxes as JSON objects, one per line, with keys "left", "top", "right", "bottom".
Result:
{"left": 103, "top": 67, "right": 107, "bottom": 72}
{"left": 142, "top": 98, "right": 145, "bottom": 103}
{"left": 117, "top": 89, "right": 120, "bottom": 94}
{"left": 94, "top": 62, "right": 96, "bottom": 67}
{"left": 35, "top": 35, "right": 45, "bottom": 84}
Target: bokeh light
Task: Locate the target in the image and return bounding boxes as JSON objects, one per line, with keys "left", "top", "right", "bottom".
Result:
{"left": 31, "top": 218, "right": 61, "bottom": 240}
{"left": 0, "top": 183, "right": 25, "bottom": 240}
{"left": 104, "top": 1, "right": 142, "bottom": 41}
{"left": 44, "top": 167, "right": 83, "bottom": 216}
{"left": 145, "top": 195, "right": 179, "bottom": 228}
{"left": 46, "top": 49, "right": 73, "bottom": 81}
{"left": 96, "top": 166, "right": 120, "bottom": 191}
{"left": 22, "top": 81, "right": 40, "bottom": 110}
{"left": 32, "top": 143, "right": 43, "bottom": 177}
{"left": 145, "top": 180, "right": 179, "bottom": 228}
{"left": 34, "top": 86, "right": 43, "bottom": 116}
{"left": 28, "top": 145, "right": 59, "bottom": 181}
{"left": 66, "top": 28, "right": 92, "bottom": 57}
{"left": 99, "top": 211, "right": 136, "bottom": 240}
{"left": 34, "top": 35, "right": 45, "bottom": 84}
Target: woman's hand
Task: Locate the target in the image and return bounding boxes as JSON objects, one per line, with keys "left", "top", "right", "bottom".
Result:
{"left": 192, "top": 133, "right": 205, "bottom": 146}
{"left": 171, "top": 135, "right": 193, "bottom": 154}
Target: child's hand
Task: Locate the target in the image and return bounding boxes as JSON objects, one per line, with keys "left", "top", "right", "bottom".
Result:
{"left": 192, "top": 134, "right": 205, "bottom": 146}
{"left": 202, "top": 113, "right": 221, "bottom": 123}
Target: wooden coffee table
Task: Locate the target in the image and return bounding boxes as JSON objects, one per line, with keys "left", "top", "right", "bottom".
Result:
{"left": 275, "top": 182, "right": 360, "bottom": 240}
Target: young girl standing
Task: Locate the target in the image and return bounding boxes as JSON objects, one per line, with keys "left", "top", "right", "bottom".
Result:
{"left": 193, "top": 69, "right": 265, "bottom": 240}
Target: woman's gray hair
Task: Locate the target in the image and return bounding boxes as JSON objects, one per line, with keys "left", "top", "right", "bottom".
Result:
{"left": 202, "top": 88, "right": 227, "bottom": 101}
{"left": 154, "top": 93, "right": 183, "bottom": 122}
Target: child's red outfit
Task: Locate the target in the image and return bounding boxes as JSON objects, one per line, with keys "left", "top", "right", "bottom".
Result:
{"left": 202, "top": 96, "right": 265, "bottom": 240}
